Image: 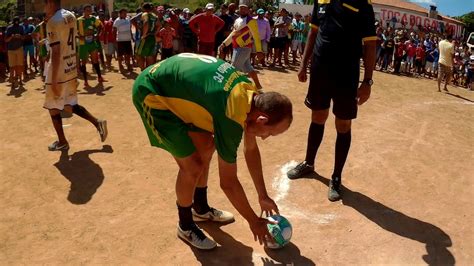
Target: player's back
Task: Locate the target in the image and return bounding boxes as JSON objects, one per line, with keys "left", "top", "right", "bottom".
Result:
{"left": 46, "top": 9, "right": 77, "bottom": 84}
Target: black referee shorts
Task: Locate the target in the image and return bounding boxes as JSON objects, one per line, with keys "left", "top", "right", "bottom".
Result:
{"left": 305, "top": 61, "right": 360, "bottom": 120}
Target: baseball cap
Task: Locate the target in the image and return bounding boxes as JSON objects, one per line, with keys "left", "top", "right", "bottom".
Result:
{"left": 183, "top": 8, "right": 190, "bottom": 13}
{"left": 205, "top": 3, "right": 214, "bottom": 10}
{"left": 239, "top": 0, "right": 249, "bottom": 7}
{"left": 257, "top": 8, "right": 264, "bottom": 14}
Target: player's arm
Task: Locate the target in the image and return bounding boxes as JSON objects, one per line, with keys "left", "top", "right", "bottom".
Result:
{"left": 358, "top": 1, "right": 377, "bottom": 105}
{"left": 48, "top": 25, "right": 61, "bottom": 96}
{"left": 243, "top": 132, "right": 279, "bottom": 216}
{"left": 298, "top": 3, "right": 320, "bottom": 82}
{"left": 188, "top": 14, "right": 200, "bottom": 35}
{"left": 95, "top": 20, "right": 103, "bottom": 40}
{"left": 218, "top": 157, "right": 274, "bottom": 245}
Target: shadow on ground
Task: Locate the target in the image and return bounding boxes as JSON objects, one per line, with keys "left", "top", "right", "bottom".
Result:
{"left": 185, "top": 222, "right": 254, "bottom": 266}
{"left": 54, "top": 145, "right": 113, "bottom": 204}
{"left": 303, "top": 172, "right": 455, "bottom": 265}
{"left": 79, "top": 83, "right": 113, "bottom": 96}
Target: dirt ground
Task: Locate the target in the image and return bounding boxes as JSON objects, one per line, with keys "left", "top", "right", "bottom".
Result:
{"left": 0, "top": 61, "right": 473, "bottom": 265}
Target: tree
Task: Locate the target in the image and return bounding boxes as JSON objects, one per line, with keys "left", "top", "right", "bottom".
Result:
{"left": 0, "top": 0, "right": 17, "bottom": 26}
{"left": 454, "top": 11, "right": 474, "bottom": 35}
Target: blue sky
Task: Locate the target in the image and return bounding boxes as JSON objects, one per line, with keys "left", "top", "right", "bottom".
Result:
{"left": 409, "top": 0, "right": 474, "bottom": 16}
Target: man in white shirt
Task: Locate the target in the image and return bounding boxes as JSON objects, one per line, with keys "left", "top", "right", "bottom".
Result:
{"left": 437, "top": 34, "right": 455, "bottom": 92}
{"left": 113, "top": 8, "right": 133, "bottom": 72}
{"left": 43, "top": 0, "right": 107, "bottom": 151}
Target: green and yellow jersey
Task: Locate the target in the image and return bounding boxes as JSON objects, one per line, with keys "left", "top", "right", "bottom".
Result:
{"left": 77, "top": 16, "right": 101, "bottom": 45}
{"left": 132, "top": 53, "right": 257, "bottom": 163}
{"left": 33, "top": 21, "right": 48, "bottom": 57}
{"left": 141, "top": 12, "right": 159, "bottom": 36}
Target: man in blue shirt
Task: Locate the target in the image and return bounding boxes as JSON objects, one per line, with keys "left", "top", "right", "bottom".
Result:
{"left": 22, "top": 17, "right": 37, "bottom": 75}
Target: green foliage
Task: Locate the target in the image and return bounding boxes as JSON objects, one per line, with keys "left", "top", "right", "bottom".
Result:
{"left": 454, "top": 11, "right": 474, "bottom": 34}
{"left": 0, "top": 0, "right": 17, "bottom": 25}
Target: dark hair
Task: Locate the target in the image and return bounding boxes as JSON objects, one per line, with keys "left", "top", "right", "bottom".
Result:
{"left": 120, "top": 8, "right": 127, "bottom": 13}
{"left": 221, "top": 3, "right": 228, "bottom": 9}
{"left": 83, "top": 4, "right": 92, "bottom": 10}
{"left": 447, "top": 34, "right": 453, "bottom": 40}
{"left": 142, "top": 2, "right": 152, "bottom": 11}
{"left": 254, "top": 92, "right": 293, "bottom": 125}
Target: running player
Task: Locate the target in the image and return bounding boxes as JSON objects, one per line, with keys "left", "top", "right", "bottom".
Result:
{"left": 77, "top": 5, "right": 106, "bottom": 87}
{"left": 135, "top": 3, "right": 160, "bottom": 70}
{"left": 132, "top": 53, "right": 292, "bottom": 249}
{"left": 43, "top": 0, "right": 108, "bottom": 151}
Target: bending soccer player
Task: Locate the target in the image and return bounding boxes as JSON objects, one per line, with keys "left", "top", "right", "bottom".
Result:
{"left": 132, "top": 53, "right": 293, "bottom": 250}
{"left": 43, "top": 0, "right": 108, "bottom": 151}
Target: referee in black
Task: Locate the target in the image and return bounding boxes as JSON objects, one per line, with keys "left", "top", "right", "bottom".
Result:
{"left": 287, "top": 0, "right": 377, "bottom": 201}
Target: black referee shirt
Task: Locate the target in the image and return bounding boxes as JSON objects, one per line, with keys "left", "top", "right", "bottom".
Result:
{"left": 311, "top": 0, "right": 377, "bottom": 65}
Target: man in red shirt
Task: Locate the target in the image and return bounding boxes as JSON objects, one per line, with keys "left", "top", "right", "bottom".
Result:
{"left": 189, "top": 3, "right": 225, "bottom": 56}
{"left": 102, "top": 12, "right": 118, "bottom": 70}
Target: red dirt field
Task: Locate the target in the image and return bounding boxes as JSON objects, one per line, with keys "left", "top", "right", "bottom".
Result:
{"left": 1, "top": 63, "right": 473, "bottom": 265}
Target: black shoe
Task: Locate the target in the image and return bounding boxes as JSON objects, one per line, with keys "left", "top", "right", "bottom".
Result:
{"left": 328, "top": 177, "right": 342, "bottom": 202}
{"left": 287, "top": 161, "right": 314, "bottom": 180}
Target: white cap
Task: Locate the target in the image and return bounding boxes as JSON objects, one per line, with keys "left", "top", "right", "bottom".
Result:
{"left": 183, "top": 8, "right": 190, "bottom": 13}
{"left": 205, "top": 3, "right": 214, "bottom": 9}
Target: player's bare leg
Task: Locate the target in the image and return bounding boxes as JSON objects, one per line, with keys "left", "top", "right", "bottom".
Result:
{"left": 91, "top": 51, "right": 106, "bottom": 83}
{"left": 48, "top": 108, "right": 69, "bottom": 151}
{"left": 72, "top": 104, "right": 108, "bottom": 142}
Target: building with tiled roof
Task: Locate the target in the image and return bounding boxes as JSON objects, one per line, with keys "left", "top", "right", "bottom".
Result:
{"left": 281, "top": 0, "right": 465, "bottom": 38}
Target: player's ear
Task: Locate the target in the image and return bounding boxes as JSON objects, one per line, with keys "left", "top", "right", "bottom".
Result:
{"left": 256, "top": 115, "right": 269, "bottom": 125}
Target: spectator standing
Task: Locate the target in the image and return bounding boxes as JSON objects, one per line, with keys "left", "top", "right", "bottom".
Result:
{"left": 415, "top": 43, "right": 425, "bottom": 76}
{"left": 437, "top": 34, "right": 455, "bottom": 92}
{"left": 272, "top": 8, "right": 292, "bottom": 66}
{"left": 381, "top": 34, "right": 394, "bottom": 71}
{"left": 301, "top": 14, "right": 310, "bottom": 58}
{"left": 168, "top": 9, "right": 183, "bottom": 54}
{"left": 113, "top": 8, "right": 133, "bottom": 72}
{"left": 252, "top": 9, "right": 271, "bottom": 67}
{"left": 189, "top": 3, "right": 225, "bottom": 56}
{"left": 0, "top": 26, "right": 7, "bottom": 79}
{"left": 158, "top": 20, "right": 176, "bottom": 60}
{"left": 216, "top": 4, "right": 234, "bottom": 60}
{"left": 406, "top": 39, "right": 416, "bottom": 73}
{"left": 5, "top": 17, "right": 25, "bottom": 86}
{"left": 22, "top": 17, "right": 37, "bottom": 75}
{"left": 291, "top": 13, "right": 304, "bottom": 64}
{"left": 180, "top": 9, "right": 197, "bottom": 53}
{"left": 102, "top": 13, "right": 117, "bottom": 70}
{"left": 33, "top": 19, "right": 48, "bottom": 77}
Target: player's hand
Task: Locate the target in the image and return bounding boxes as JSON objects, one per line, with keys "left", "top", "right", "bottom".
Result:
{"left": 357, "top": 82, "right": 371, "bottom": 105}
{"left": 249, "top": 217, "right": 276, "bottom": 246}
{"left": 259, "top": 196, "right": 279, "bottom": 217}
{"left": 297, "top": 66, "right": 307, "bottom": 82}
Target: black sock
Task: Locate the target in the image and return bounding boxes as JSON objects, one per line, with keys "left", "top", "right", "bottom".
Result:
{"left": 93, "top": 63, "right": 102, "bottom": 79}
{"left": 177, "top": 203, "right": 194, "bottom": 231}
{"left": 193, "top": 187, "right": 211, "bottom": 214}
{"left": 332, "top": 130, "right": 352, "bottom": 182}
{"left": 304, "top": 122, "right": 325, "bottom": 166}
{"left": 80, "top": 65, "right": 87, "bottom": 82}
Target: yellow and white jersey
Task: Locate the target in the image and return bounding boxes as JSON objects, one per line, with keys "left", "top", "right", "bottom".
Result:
{"left": 45, "top": 9, "right": 78, "bottom": 87}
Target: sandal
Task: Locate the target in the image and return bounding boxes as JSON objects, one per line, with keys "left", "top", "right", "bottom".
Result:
{"left": 48, "top": 141, "right": 69, "bottom": 151}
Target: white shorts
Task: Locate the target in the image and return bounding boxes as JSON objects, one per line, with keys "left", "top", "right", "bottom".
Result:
{"left": 425, "top": 61, "right": 434, "bottom": 72}
{"left": 291, "top": 40, "right": 302, "bottom": 53}
{"left": 406, "top": 56, "right": 414, "bottom": 65}
{"left": 43, "top": 79, "right": 79, "bottom": 110}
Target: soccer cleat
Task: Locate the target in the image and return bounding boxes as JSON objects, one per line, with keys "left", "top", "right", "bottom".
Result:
{"left": 177, "top": 223, "right": 217, "bottom": 250}
{"left": 97, "top": 120, "right": 108, "bottom": 142}
{"left": 328, "top": 178, "right": 342, "bottom": 202}
{"left": 192, "top": 207, "right": 235, "bottom": 223}
{"left": 287, "top": 161, "right": 314, "bottom": 180}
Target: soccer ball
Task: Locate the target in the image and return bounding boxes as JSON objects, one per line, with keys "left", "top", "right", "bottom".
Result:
{"left": 266, "top": 215, "right": 292, "bottom": 249}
